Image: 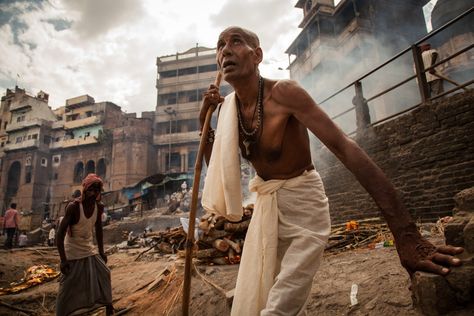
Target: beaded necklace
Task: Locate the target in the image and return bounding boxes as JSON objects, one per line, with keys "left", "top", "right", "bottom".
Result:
{"left": 236, "top": 76, "right": 264, "bottom": 157}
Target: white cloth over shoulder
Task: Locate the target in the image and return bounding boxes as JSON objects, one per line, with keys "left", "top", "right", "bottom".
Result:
{"left": 202, "top": 92, "right": 243, "bottom": 221}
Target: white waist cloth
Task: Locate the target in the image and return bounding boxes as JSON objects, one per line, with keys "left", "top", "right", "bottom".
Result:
{"left": 231, "top": 169, "right": 331, "bottom": 316}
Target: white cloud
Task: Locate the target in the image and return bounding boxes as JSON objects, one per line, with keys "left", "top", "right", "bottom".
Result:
{"left": 0, "top": 0, "right": 301, "bottom": 114}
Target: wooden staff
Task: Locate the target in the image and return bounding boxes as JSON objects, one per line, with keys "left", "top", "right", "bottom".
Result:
{"left": 182, "top": 71, "right": 222, "bottom": 316}
{"left": 432, "top": 73, "right": 470, "bottom": 91}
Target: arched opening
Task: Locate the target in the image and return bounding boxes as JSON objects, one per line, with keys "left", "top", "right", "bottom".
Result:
{"left": 6, "top": 161, "right": 21, "bottom": 198}
{"left": 73, "top": 162, "right": 84, "bottom": 183}
{"left": 97, "top": 158, "right": 106, "bottom": 178}
{"left": 85, "top": 160, "right": 95, "bottom": 175}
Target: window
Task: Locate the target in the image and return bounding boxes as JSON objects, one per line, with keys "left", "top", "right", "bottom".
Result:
{"left": 84, "top": 132, "right": 90, "bottom": 138}
{"left": 178, "top": 67, "right": 197, "bottom": 76}
{"left": 41, "top": 158, "right": 47, "bottom": 167}
{"left": 16, "top": 137, "right": 22, "bottom": 143}
{"left": 25, "top": 170, "right": 32, "bottom": 183}
{"left": 16, "top": 115, "right": 25, "bottom": 123}
{"left": 32, "top": 134, "right": 38, "bottom": 139}
{"left": 27, "top": 135, "right": 31, "bottom": 140}
{"left": 86, "top": 111, "right": 93, "bottom": 117}
{"left": 43, "top": 135, "right": 51, "bottom": 144}
{"left": 159, "top": 69, "right": 178, "bottom": 78}
{"left": 198, "top": 64, "right": 218, "bottom": 73}
{"left": 26, "top": 156, "right": 32, "bottom": 166}
{"left": 53, "top": 155, "right": 61, "bottom": 166}
{"left": 54, "top": 173, "right": 58, "bottom": 180}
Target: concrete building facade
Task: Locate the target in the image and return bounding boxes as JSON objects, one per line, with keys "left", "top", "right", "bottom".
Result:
{"left": 286, "top": 0, "right": 430, "bottom": 123}
{"left": 0, "top": 88, "right": 154, "bottom": 222}
{"left": 154, "top": 46, "right": 231, "bottom": 174}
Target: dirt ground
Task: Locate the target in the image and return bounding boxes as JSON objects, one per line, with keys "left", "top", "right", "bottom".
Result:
{"left": 0, "top": 230, "right": 470, "bottom": 316}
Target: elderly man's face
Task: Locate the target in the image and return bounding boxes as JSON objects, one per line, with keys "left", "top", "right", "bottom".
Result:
{"left": 216, "top": 27, "right": 261, "bottom": 81}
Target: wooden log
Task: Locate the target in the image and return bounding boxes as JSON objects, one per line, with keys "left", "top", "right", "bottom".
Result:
{"left": 213, "top": 216, "right": 227, "bottom": 230}
{"left": 156, "top": 242, "right": 173, "bottom": 254}
{"left": 228, "top": 248, "right": 237, "bottom": 264}
{"left": 211, "top": 257, "right": 228, "bottom": 265}
{"left": 0, "top": 300, "right": 36, "bottom": 315}
{"left": 224, "top": 219, "right": 250, "bottom": 233}
{"left": 196, "top": 248, "right": 224, "bottom": 259}
{"left": 224, "top": 237, "right": 241, "bottom": 253}
{"left": 213, "top": 239, "right": 230, "bottom": 252}
{"left": 206, "top": 229, "right": 229, "bottom": 240}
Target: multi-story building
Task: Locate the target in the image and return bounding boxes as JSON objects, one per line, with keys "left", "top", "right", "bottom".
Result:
{"left": 0, "top": 87, "right": 56, "bottom": 217}
{"left": 0, "top": 88, "right": 154, "bottom": 224}
{"left": 430, "top": 0, "right": 474, "bottom": 83}
{"left": 286, "top": 0, "right": 429, "bottom": 123}
{"left": 154, "top": 46, "right": 232, "bottom": 174}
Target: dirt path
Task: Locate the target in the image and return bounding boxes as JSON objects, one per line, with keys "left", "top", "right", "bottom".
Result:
{"left": 0, "top": 239, "right": 470, "bottom": 315}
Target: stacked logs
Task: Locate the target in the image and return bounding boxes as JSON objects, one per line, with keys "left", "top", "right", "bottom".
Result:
{"left": 194, "top": 204, "right": 253, "bottom": 265}
{"left": 144, "top": 227, "right": 188, "bottom": 253}
{"left": 130, "top": 205, "right": 254, "bottom": 265}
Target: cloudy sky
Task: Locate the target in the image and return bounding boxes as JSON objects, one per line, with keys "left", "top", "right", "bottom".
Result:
{"left": 0, "top": 0, "right": 436, "bottom": 115}
{"left": 0, "top": 0, "right": 304, "bottom": 114}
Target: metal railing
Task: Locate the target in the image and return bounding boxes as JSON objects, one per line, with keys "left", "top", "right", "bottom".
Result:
{"left": 318, "top": 7, "right": 473, "bottom": 136}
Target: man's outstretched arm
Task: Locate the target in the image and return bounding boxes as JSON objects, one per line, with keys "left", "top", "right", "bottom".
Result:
{"left": 274, "top": 79, "right": 463, "bottom": 276}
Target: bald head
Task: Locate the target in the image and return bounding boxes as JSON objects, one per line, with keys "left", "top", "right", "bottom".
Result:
{"left": 218, "top": 26, "right": 260, "bottom": 49}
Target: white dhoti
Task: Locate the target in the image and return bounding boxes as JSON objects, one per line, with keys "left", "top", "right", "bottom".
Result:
{"left": 231, "top": 169, "right": 331, "bottom": 316}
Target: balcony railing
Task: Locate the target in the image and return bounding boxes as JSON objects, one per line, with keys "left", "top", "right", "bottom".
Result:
{"left": 6, "top": 118, "right": 43, "bottom": 132}
{"left": 64, "top": 115, "right": 102, "bottom": 129}
{"left": 58, "top": 136, "right": 99, "bottom": 148}
{"left": 317, "top": 7, "right": 473, "bottom": 136}
{"left": 4, "top": 139, "right": 39, "bottom": 151}
{"left": 154, "top": 131, "right": 200, "bottom": 145}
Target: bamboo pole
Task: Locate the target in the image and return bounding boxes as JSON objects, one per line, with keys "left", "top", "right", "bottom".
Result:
{"left": 432, "top": 73, "right": 470, "bottom": 91}
{"left": 182, "top": 71, "right": 222, "bottom": 316}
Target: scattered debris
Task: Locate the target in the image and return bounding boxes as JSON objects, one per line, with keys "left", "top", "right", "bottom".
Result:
{"left": 0, "top": 265, "right": 60, "bottom": 295}
{"left": 325, "top": 218, "right": 394, "bottom": 252}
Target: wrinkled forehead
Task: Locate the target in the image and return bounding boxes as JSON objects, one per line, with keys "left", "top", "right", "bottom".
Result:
{"left": 218, "top": 27, "right": 260, "bottom": 48}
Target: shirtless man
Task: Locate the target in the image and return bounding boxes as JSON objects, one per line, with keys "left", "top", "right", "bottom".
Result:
{"left": 200, "top": 26, "right": 463, "bottom": 315}
{"left": 56, "top": 174, "right": 113, "bottom": 316}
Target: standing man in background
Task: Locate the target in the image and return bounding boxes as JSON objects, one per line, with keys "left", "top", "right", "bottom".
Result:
{"left": 3, "top": 203, "right": 19, "bottom": 250}
{"left": 421, "top": 42, "right": 444, "bottom": 97}
{"left": 56, "top": 174, "right": 113, "bottom": 316}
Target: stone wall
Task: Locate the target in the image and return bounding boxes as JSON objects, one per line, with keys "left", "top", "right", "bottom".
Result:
{"left": 314, "top": 91, "right": 474, "bottom": 223}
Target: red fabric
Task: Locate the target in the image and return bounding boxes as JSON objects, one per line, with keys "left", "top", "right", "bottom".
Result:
{"left": 4, "top": 208, "right": 19, "bottom": 228}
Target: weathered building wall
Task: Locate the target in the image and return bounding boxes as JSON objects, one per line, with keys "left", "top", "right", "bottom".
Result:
{"left": 49, "top": 144, "right": 112, "bottom": 205}
{"left": 110, "top": 117, "right": 154, "bottom": 191}
{"left": 315, "top": 91, "right": 474, "bottom": 223}
{"left": 0, "top": 149, "right": 52, "bottom": 216}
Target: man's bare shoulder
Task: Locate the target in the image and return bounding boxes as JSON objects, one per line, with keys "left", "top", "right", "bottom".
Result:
{"left": 65, "top": 200, "right": 80, "bottom": 215}
{"left": 270, "top": 79, "right": 315, "bottom": 112}
{"left": 271, "top": 79, "right": 302, "bottom": 100}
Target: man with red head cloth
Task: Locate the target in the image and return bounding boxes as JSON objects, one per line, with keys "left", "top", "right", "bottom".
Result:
{"left": 56, "top": 174, "right": 113, "bottom": 316}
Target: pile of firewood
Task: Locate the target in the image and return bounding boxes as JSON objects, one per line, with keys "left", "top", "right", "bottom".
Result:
{"left": 130, "top": 205, "right": 253, "bottom": 265}
{"left": 325, "top": 218, "right": 393, "bottom": 252}
{"left": 144, "top": 227, "right": 188, "bottom": 253}
{"left": 193, "top": 204, "right": 253, "bottom": 265}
